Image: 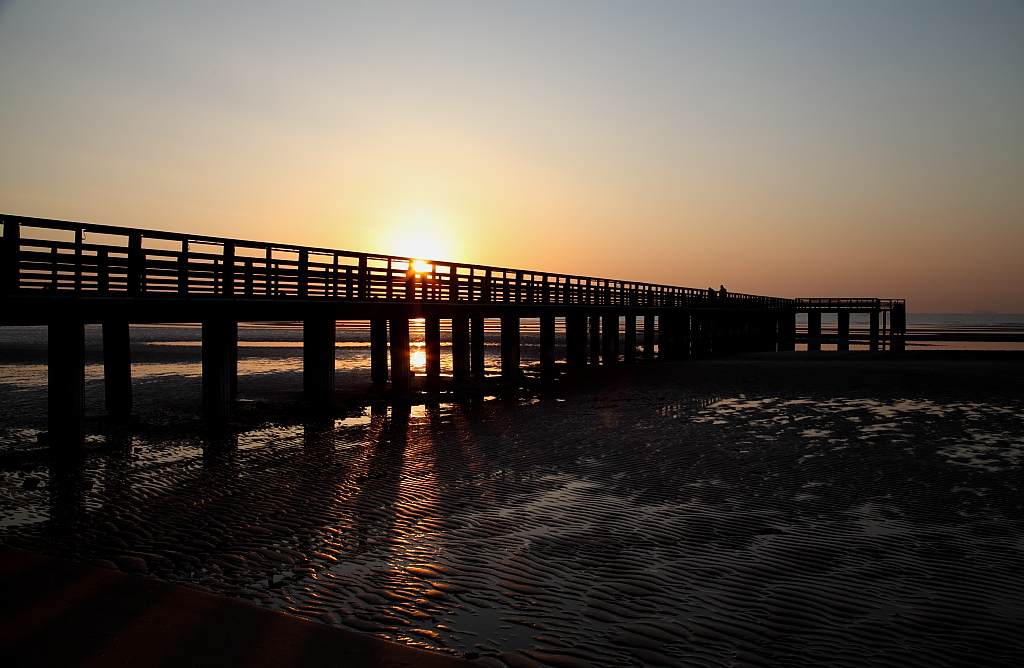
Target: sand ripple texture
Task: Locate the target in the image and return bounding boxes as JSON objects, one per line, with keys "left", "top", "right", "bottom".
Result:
{"left": 3, "top": 362, "right": 1024, "bottom": 667}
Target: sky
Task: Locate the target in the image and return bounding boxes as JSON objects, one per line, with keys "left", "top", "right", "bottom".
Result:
{"left": 1, "top": 1, "right": 1022, "bottom": 312}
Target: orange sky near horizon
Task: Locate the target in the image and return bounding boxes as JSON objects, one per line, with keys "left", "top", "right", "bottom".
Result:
{"left": 1, "top": 1, "right": 1022, "bottom": 312}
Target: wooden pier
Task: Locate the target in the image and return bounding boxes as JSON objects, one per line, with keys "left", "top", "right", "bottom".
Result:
{"left": 0, "top": 215, "right": 905, "bottom": 443}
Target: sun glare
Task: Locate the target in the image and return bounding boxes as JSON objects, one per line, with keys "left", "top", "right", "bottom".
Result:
{"left": 411, "top": 259, "right": 433, "bottom": 274}
{"left": 383, "top": 206, "right": 454, "bottom": 262}
{"left": 393, "top": 230, "right": 447, "bottom": 261}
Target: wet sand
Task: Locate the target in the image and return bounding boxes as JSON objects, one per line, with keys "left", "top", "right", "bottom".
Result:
{"left": 0, "top": 547, "right": 470, "bottom": 668}
{"left": 2, "top": 353, "right": 1023, "bottom": 667}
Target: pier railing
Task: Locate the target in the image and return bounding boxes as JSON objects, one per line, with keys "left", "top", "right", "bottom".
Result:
{"left": 2, "top": 215, "right": 792, "bottom": 309}
{"left": 795, "top": 297, "right": 906, "bottom": 310}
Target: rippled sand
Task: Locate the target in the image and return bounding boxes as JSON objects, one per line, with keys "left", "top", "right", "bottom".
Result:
{"left": 2, "top": 354, "right": 1023, "bottom": 667}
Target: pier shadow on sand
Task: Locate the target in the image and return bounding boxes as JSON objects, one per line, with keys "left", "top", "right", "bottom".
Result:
{"left": 2, "top": 354, "right": 1024, "bottom": 667}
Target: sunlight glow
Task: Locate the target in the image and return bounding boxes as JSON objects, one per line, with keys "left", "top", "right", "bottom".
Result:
{"left": 411, "top": 259, "right": 433, "bottom": 274}
{"left": 410, "top": 348, "right": 426, "bottom": 374}
{"left": 381, "top": 206, "right": 455, "bottom": 261}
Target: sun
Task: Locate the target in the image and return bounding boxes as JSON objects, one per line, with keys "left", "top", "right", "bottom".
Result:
{"left": 411, "top": 259, "right": 433, "bottom": 274}
{"left": 384, "top": 206, "right": 454, "bottom": 262}
{"left": 394, "top": 231, "right": 446, "bottom": 261}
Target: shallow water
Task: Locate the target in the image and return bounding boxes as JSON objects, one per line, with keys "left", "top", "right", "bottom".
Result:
{"left": 2, "top": 380, "right": 1023, "bottom": 667}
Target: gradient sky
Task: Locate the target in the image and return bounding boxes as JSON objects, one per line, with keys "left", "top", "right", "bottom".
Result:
{"left": 2, "top": 1, "right": 1022, "bottom": 312}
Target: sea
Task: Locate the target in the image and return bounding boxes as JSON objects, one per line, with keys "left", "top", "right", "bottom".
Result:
{"left": 0, "top": 313, "right": 1022, "bottom": 434}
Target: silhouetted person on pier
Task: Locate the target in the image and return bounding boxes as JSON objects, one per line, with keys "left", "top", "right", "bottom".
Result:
{"left": 719, "top": 285, "right": 728, "bottom": 300}
{"left": 708, "top": 287, "right": 716, "bottom": 299}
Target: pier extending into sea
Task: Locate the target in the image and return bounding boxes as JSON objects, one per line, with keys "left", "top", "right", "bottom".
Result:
{"left": 1, "top": 215, "right": 905, "bottom": 443}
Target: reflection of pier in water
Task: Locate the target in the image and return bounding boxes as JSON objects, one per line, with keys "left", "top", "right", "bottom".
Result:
{"left": 1, "top": 215, "right": 905, "bottom": 444}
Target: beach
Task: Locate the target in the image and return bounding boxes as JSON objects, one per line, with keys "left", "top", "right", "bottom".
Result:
{"left": 1, "top": 336, "right": 1023, "bottom": 667}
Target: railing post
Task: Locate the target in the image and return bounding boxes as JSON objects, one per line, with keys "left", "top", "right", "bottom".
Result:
{"left": 298, "top": 249, "right": 309, "bottom": 298}
{"left": 97, "top": 249, "right": 109, "bottom": 292}
{"left": 265, "top": 247, "right": 275, "bottom": 296}
{"left": 74, "top": 227, "right": 83, "bottom": 292}
{"left": 481, "top": 273, "right": 492, "bottom": 303}
{"left": 451, "top": 269, "right": 463, "bottom": 303}
{"left": 404, "top": 268, "right": 416, "bottom": 302}
{"left": 385, "top": 259, "right": 395, "bottom": 300}
{"left": 2, "top": 218, "right": 20, "bottom": 293}
{"left": 359, "top": 256, "right": 369, "bottom": 300}
{"left": 127, "top": 232, "right": 143, "bottom": 296}
{"left": 222, "top": 243, "right": 235, "bottom": 297}
{"left": 244, "top": 259, "right": 254, "bottom": 296}
{"left": 178, "top": 240, "right": 189, "bottom": 295}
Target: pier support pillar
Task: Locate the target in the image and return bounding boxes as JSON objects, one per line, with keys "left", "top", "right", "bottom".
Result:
{"left": 389, "top": 317, "right": 412, "bottom": 393}
{"left": 837, "top": 312, "right": 850, "bottom": 351}
{"left": 202, "top": 319, "right": 237, "bottom": 423}
{"left": 721, "top": 312, "right": 736, "bottom": 354}
{"left": 707, "top": 312, "right": 718, "bottom": 356}
{"left": 303, "top": 316, "right": 336, "bottom": 402}
{"left": 370, "top": 318, "right": 388, "bottom": 384}
{"left": 565, "top": 315, "right": 588, "bottom": 365}
{"left": 48, "top": 320, "right": 85, "bottom": 445}
{"left": 451, "top": 316, "right": 470, "bottom": 381}
{"left": 679, "top": 311, "right": 692, "bottom": 358}
{"left": 658, "top": 313, "right": 672, "bottom": 360}
{"left": 689, "top": 313, "right": 708, "bottom": 358}
{"left": 624, "top": 315, "right": 637, "bottom": 363}
{"left": 500, "top": 316, "right": 521, "bottom": 379}
{"left": 102, "top": 321, "right": 132, "bottom": 420}
{"left": 778, "top": 312, "right": 796, "bottom": 352}
{"left": 589, "top": 315, "right": 601, "bottom": 364}
{"left": 673, "top": 311, "right": 688, "bottom": 360}
{"left": 602, "top": 314, "right": 619, "bottom": 364}
{"left": 424, "top": 316, "right": 442, "bottom": 381}
{"left": 890, "top": 304, "right": 906, "bottom": 353}
{"left": 807, "top": 311, "right": 822, "bottom": 351}
{"left": 643, "top": 314, "right": 656, "bottom": 361}
{"left": 228, "top": 322, "right": 239, "bottom": 400}
{"left": 869, "top": 311, "right": 880, "bottom": 351}
{"left": 471, "top": 318, "right": 486, "bottom": 378}
{"left": 760, "top": 312, "right": 778, "bottom": 352}
{"left": 539, "top": 315, "right": 556, "bottom": 377}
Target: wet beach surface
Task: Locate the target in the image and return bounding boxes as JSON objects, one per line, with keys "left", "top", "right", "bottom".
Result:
{"left": 2, "top": 352, "right": 1024, "bottom": 667}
